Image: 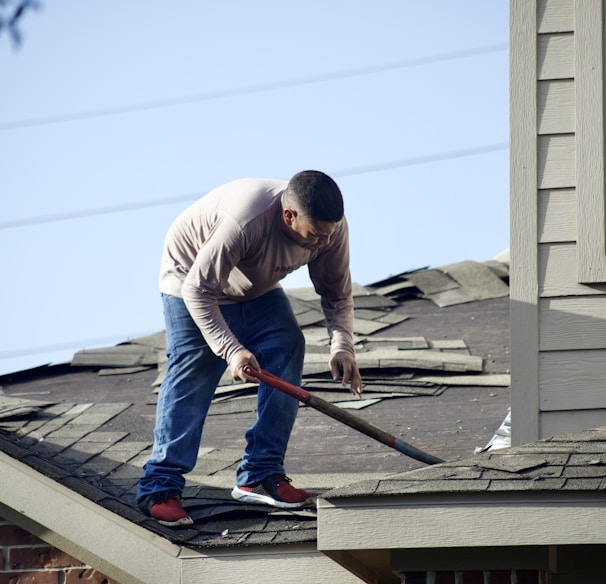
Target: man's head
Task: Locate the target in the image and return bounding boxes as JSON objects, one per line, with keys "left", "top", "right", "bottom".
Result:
{"left": 281, "top": 170, "right": 344, "bottom": 249}
{"left": 283, "top": 170, "right": 344, "bottom": 223}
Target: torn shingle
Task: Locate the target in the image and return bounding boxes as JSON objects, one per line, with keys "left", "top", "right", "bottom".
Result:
{"left": 71, "top": 346, "right": 160, "bottom": 368}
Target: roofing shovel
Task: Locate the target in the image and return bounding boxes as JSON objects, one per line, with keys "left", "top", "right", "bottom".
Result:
{"left": 243, "top": 365, "right": 444, "bottom": 466}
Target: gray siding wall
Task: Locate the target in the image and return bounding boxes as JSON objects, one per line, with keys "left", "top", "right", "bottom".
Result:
{"left": 511, "top": 0, "right": 606, "bottom": 443}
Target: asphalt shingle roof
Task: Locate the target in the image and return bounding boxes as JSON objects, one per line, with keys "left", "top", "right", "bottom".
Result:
{"left": 323, "top": 427, "right": 606, "bottom": 500}
{"left": 0, "top": 258, "right": 513, "bottom": 548}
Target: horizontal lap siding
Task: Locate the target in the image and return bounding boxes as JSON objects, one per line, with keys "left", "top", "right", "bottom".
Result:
{"left": 538, "top": 33, "right": 574, "bottom": 79}
{"left": 538, "top": 189, "right": 575, "bottom": 243}
{"left": 541, "top": 409, "right": 606, "bottom": 436}
{"left": 540, "top": 349, "right": 606, "bottom": 409}
{"left": 538, "top": 79, "right": 574, "bottom": 134}
{"left": 539, "top": 244, "right": 606, "bottom": 297}
{"left": 540, "top": 297, "right": 606, "bottom": 350}
{"left": 538, "top": 0, "right": 574, "bottom": 33}
{"left": 534, "top": 2, "right": 606, "bottom": 433}
{"left": 537, "top": 134, "right": 574, "bottom": 188}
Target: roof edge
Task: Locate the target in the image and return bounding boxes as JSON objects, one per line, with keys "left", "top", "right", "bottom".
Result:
{"left": 0, "top": 450, "right": 182, "bottom": 584}
{"left": 0, "top": 452, "right": 363, "bottom": 583}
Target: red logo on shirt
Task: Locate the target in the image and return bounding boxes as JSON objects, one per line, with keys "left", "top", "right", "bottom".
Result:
{"left": 274, "top": 265, "right": 296, "bottom": 275}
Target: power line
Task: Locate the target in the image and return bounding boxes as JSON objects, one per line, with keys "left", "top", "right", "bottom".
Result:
{"left": 0, "top": 44, "right": 507, "bottom": 132}
{"left": 0, "top": 192, "right": 202, "bottom": 229}
{"left": 0, "top": 141, "right": 510, "bottom": 363}
{"left": 0, "top": 142, "right": 509, "bottom": 230}
{"left": 333, "top": 142, "right": 509, "bottom": 177}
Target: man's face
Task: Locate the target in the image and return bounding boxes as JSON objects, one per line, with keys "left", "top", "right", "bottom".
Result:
{"left": 283, "top": 209, "right": 338, "bottom": 250}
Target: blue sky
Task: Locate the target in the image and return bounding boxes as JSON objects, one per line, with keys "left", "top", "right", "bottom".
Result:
{"left": 0, "top": 1, "right": 509, "bottom": 375}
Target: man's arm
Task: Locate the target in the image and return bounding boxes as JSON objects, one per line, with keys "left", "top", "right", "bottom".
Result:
{"left": 308, "top": 218, "right": 363, "bottom": 394}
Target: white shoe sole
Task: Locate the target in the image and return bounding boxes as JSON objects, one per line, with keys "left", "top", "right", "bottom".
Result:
{"left": 231, "top": 486, "right": 313, "bottom": 509}
{"left": 156, "top": 515, "right": 193, "bottom": 527}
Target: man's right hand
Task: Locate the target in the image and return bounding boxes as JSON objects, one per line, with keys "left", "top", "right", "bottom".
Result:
{"left": 230, "top": 348, "right": 261, "bottom": 382}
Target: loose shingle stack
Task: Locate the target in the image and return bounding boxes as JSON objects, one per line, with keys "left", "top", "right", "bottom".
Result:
{"left": 67, "top": 258, "right": 511, "bottom": 412}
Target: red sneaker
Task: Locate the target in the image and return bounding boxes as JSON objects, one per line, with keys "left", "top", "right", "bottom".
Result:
{"left": 139, "top": 492, "right": 193, "bottom": 527}
{"left": 231, "top": 475, "right": 314, "bottom": 509}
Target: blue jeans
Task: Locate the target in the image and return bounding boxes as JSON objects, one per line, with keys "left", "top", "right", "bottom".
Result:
{"left": 136, "top": 288, "right": 305, "bottom": 501}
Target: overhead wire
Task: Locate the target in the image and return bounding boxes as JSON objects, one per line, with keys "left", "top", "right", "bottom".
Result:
{"left": 1, "top": 43, "right": 508, "bottom": 229}
{"left": 1, "top": 44, "right": 509, "bottom": 364}
{"left": 0, "top": 142, "right": 508, "bottom": 230}
{"left": 1, "top": 142, "right": 509, "bottom": 360}
{"left": 0, "top": 43, "right": 507, "bottom": 132}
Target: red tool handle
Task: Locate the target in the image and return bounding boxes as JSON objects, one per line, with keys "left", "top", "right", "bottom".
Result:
{"left": 243, "top": 365, "right": 444, "bottom": 465}
{"left": 244, "top": 366, "right": 312, "bottom": 404}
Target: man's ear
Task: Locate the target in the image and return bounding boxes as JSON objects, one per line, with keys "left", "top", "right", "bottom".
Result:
{"left": 283, "top": 208, "right": 297, "bottom": 225}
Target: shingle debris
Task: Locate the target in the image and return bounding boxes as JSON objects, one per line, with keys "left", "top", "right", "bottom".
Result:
{"left": 368, "top": 258, "right": 509, "bottom": 307}
{"left": 0, "top": 394, "right": 56, "bottom": 420}
{"left": 0, "top": 257, "right": 513, "bottom": 550}
{"left": 323, "top": 426, "right": 606, "bottom": 500}
{"left": 67, "top": 260, "right": 510, "bottom": 414}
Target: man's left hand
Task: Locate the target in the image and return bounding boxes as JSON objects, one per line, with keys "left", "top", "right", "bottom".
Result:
{"left": 329, "top": 351, "right": 363, "bottom": 395}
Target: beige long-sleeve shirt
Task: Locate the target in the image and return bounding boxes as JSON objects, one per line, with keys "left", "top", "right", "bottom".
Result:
{"left": 159, "top": 177, "right": 354, "bottom": 364}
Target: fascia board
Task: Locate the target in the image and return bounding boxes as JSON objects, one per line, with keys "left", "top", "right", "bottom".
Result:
{"left": 0, "top": 453, "right": 362, "bottom": 584}
{"left": 317, "top": 492, "right": 606, "bottom": 551}
{"left": 180, "top": 546, "right": 365, "bottom": 584}
{"left": 0, "top": 450, "right": 182, "bottom": 584}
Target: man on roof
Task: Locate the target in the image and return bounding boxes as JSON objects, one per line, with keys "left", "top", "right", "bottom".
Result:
{"left": 137, "top": 170, "right": 363, "bottom": 526}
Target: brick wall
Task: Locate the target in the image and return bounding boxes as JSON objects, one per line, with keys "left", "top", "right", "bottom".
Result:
{"left": 0, "top": 515, "right": 119, "bottom": 584}
{"left": 402, "top": 570, "right": 552, "bottom": 584}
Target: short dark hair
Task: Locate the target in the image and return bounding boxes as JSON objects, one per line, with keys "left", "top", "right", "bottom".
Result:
{"left": 284, "top": 170, "right": 344, "bottom": 222}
